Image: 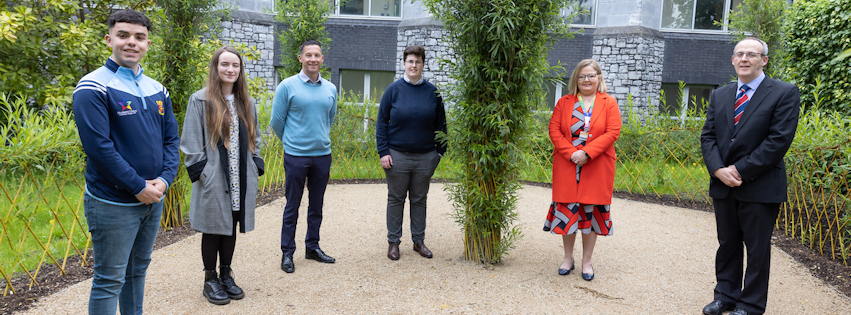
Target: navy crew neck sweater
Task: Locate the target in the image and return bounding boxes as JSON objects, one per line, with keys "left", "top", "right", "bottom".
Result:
{"left": 376, "top": 79, "right": 447, "bottom": 157}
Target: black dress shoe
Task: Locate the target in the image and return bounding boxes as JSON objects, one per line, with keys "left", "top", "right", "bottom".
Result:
{"left": 729, "top": 309, "right": 750, "bottom": 315}
{"left": 281, "top": 255, "right": 294, "bottom": 273}
{"left": 702, "top": 300, "right": 735, "bottom": 315}
{"left": 558, "top": 260, "right": 574, "bottom": 276}
{"left": 306, "top": 248, "right": 336, "bottom": 263}
{"left": 581, "top": 265, "right": 594, "bottom": 281}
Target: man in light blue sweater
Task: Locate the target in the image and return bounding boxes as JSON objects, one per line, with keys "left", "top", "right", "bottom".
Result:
{"left": 270, "top": 39, "right": 338, "bottom": 273}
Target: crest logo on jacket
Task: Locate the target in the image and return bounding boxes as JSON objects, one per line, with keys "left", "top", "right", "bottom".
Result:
{"left": 117, "top": 98, "right": 138, "bottom": 116}
{"left": 157, "top": 100, "right": 164, "bottom": 115}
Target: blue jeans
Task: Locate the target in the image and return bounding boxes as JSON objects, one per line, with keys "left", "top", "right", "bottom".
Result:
{"left": 281, "top": 154, "right": 331, "bottom": 256}
{"left": 85, "top": 195, "right": 163, "bottom": 315}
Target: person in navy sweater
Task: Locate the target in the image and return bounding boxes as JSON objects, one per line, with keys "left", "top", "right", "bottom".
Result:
{"left": 72, "top": 9, "right": 179, "bottom": 314}
{"left": 270, "top": 39, "right": 338, "bottom": 273}
{"left": 376, "top": 45, "right": 448, "bottom": 260}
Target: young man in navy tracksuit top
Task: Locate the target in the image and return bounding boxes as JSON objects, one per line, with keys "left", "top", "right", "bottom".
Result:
{"left": 72, "top": 9, "right": 179, "bottom": 314}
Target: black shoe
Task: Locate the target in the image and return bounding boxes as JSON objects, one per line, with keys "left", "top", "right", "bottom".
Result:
{"left": 219, "top": 265, "right": 245, "bottom": 300}
{"left": 281, "top": 255, "right": 294, "bottom": 273}
{"left": 581, "top": 265, "right": 594, "bottom": 281}
{"left": 729, "top": 310, "right": 750, "bottom": 315}
{"left": 558, "top": 260, "right": 575, "bottom": 276}
{"left": 702, "top": 300, "right": 735, "bottom": 315}
{"left": 203, "top": 270, "right": 230, "bottom": 305}
{"left": 306, "top": 248, "right": 336, "bottom": 263}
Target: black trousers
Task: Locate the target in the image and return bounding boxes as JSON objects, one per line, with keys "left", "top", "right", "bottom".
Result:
{"left": 712, "top": 195, "right": 780, "bottom": 315}
{"left": 201, "top": 211, "right": 240, "bottom": 271}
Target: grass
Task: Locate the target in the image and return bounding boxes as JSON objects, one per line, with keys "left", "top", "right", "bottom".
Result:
{"left": 615, "top": 160, "right": 710, "bottom": 202}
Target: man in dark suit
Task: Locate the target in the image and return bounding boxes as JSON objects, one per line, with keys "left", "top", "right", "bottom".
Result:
{"left": 700, "top": 37, "right": 800, "bottom": 315}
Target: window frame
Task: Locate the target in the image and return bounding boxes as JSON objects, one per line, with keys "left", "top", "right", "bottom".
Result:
{"left": 659, "top": 0, "right": 738, "bottom": 34}
{"left": 660, "top": 83, "right": 715, "bottom": 121}
{"left": 562, "top": 0, "right": 598, "bottom": 28}
{"left": 332, "top": 0, "right": 404, "bottom": 20}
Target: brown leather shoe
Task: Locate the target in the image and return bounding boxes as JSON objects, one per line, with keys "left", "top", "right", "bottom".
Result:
{"left": 413, "top": 242, "right": 433, "bottom": 258}
{"left": 387, "top": 243, "right": 400, "bottom": 260}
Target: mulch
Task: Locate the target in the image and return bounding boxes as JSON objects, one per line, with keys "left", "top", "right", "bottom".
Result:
{"left": 2, "top": 180, "right": 849, "bottom": 314}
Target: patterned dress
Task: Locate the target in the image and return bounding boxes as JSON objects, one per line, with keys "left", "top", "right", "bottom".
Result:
{"left": 226, "top": 95, "right": 240, "bottom": 212}
{"left": 543, "top": 98, "right": 613, "bottom": 236}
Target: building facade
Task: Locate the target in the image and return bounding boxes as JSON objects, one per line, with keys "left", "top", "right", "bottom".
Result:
{"left": 224, "top": 0, "right": 741, "bottom": 116}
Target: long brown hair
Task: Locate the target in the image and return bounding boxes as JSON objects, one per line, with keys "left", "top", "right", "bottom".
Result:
{"left": 205, "top": 46, "right": 257, "bottom": 153}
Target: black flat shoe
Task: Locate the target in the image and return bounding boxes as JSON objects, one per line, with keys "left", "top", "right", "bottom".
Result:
{"left": 558, "top": 260, "right": 575, "bottom": 275}
{"left": 581, "top": 265, "right": 594, "bottom": 281}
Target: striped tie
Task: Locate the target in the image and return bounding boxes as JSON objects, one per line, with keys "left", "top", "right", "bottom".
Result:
{"left": 734, "top": 84, "right": 751, "bottom": 126}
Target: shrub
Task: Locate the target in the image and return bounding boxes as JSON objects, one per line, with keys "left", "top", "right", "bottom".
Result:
{"left": 421, "top": 0, "right": 575, "bottom": 263}
{"left": 0, "top": 1, "right": 116, "bottom": 106}
{"left": 783, "top": 0, "right": 851, "bottom": 113}
{"left": 720, "top": 0, "right": 788, "bottom": 77}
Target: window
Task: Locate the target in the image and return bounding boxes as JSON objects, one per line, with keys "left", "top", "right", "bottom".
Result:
{"left": 339, "top": 70, "right": 396, "bottom": 103}
{"left": 544, "top": 78, "right": 570, "bottom": 110}
{"left": 335, "top": 0, "right": 401, "bottom": 17}
{"left": 561, "top": 0, "right": 596, "bottom": 26}
{"left": 660, "top": 83, "right": 714, "bottom": 118}
{"left": 661, "top": 0, "right": 742, "bottom": 31}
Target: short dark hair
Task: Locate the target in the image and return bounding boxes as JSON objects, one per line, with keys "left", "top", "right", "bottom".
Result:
{"left": 298, "top": 39, "right": 322, "bottom": 55}
{"left": 403, "top": 45, "right": 425, "bottom": 63}
{"left": 107, "top": 9, "right": 152, "bottom": 32}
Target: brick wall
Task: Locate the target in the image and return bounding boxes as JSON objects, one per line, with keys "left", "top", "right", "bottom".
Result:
{"left": 273, "top": 18, "right": 400, "bottom": 88}
{"left": 662, "top": 32, "right": 737, "bottom": 87}
{"left": 325, "top": 19, "right": 401, "bottom": 85}
{"left": 547, "top": 31, "right": 595, "bottom": 76}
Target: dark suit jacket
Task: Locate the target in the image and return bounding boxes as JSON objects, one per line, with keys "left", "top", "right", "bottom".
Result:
{"left": 700, "top": 77, "right": 800, "bottom": 204}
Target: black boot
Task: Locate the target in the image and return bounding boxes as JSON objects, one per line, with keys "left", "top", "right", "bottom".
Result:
{"left": 203, "top": 270, "right": 230, "bottom": 305}
{"left": 219, "top": 265, "right": 245, "bottom": 300}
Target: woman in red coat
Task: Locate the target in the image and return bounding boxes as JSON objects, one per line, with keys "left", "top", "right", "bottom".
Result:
{"left": 544, "top": 59, "right": 621, "bottom": 281}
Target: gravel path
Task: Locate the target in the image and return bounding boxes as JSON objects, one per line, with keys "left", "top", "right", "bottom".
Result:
{"left": 21, "top": 184, "right": 851, "bottom": 314}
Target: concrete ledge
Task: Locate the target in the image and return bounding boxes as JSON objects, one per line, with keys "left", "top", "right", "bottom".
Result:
{"left": 398, "top": 17, "right": 444, "bottom": 30}
{"left": 225, "top": 10, "right": 276, "bottom": 26}
{"left": 327, "top": 18, "right": 402, "bottom": 27}
{"left": 593, "top": 25, "right": 664, "bottom": 39}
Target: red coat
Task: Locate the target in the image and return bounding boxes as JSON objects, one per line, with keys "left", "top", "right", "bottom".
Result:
{"left": 549, "top": 92, "right": 622, "bottom": 205}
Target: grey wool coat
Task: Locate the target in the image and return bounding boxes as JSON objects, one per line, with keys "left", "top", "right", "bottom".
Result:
{"left": 180, "top": 88, "right": 264, "bottom": 235}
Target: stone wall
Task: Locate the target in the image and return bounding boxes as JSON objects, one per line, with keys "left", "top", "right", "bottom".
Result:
{"left": 592, "top": 26, "right": 664, "bottom": 118}
{"left": 396, "top": 18, "right": 456, "bottom": 90}
{"left": 216, "top": 11, "right": 277, "bottom": 91}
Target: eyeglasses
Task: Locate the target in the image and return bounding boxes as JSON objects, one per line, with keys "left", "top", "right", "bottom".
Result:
{"left": 405, "top": 60, "right": 423, "bottom": 65}
{"left": 733, "top": 52, "right": 764, "bottom": 59}
{"left": 578, "top": 74, "right": 598, "bottom": 81}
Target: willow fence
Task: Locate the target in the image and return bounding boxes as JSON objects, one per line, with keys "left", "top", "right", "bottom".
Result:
{"left": 2, "top": 102, "right": 849, "bottom": 296}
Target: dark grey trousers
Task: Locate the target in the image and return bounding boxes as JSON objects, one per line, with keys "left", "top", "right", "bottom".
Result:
{"left": 384, "top": 148, "right": 440, "bottom": 244}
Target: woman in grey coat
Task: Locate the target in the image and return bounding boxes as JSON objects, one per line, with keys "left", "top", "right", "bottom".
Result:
{"left": 180, "top": 46, "right": 264, "bottom": 305}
